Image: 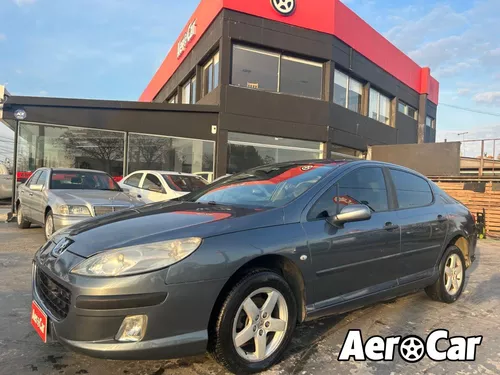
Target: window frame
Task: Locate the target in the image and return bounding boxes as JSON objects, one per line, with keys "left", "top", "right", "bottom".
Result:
{"left": 231, "top": 43, "right": 324, "bottom": 99}
{"left": 142, "top": 173, "right": 165, "bottom": 193}
{"left": 387, "top": 168, "right": 435, "bottom": 210}
{"left": 167, "top": 93, "right": 178, "bottom": 104}
{"left": 398, "top": 101, "right": 418, "bottom": 120}
{"left": 426, "top": 116, "right": 436, "bottom": 129}
{"left": 369, "top": 88, "right": 392, "bottom": 126}
{"left": 26, "top": 170, "right": 43, "bottom": 188}
{"left": 333, "top": 69, "right": 363, "bottom": 113}
{"left": 203, "top": 51, "right": 220, "bottom": 97}
{"left": 182, "top": 75, "right": 197, "bottom": 104}
{"left": 304, "top": 165, "right": 396, "bottom": 222}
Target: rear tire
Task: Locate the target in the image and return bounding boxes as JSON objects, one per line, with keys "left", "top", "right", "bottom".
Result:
{"left": 209, "top": 269, "right": 297, "bottom": 374}
{"left": 44, "top": 211, "right": 55, "bottom": 240}
{"left": 17, "top": 204, "right": 31, "bottom": 229}
{"left": 425, "top": 245, "right": 466, "bottom": 303}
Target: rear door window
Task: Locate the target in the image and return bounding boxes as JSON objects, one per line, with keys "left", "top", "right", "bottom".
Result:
{"left": 390, "top": 169, "right": 433, "bottom": 209}
{"left": 143, "top": 174, "right": 164, "bottom": 192}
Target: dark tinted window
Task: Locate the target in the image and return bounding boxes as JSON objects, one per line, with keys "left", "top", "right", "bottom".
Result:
{"left": 232, "top": 45, "right": 279, "bottom": 92}
{"left": 390, "top": 169, "right": 433, "bottom": 209}
{"left": 164, "top": 175, "right": 207, "bottom": 192}
{"left": 123, "top": 173, "right": 142, "bottom": 188}
{"left": 280, "top": 56, "right": 322, "bottom": 99}
{"left": 308, "top": 167, "right": 388, "bottom": 220}
{"left": 143, "top": 174, "right": 163, "bottom": 192}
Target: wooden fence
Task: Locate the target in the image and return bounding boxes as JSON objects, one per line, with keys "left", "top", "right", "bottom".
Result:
{"left": 433, "top": 180, "right": 500, "bottom": 236}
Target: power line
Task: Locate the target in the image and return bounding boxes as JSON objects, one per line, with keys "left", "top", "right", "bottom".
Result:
{"left": 440, "top": 103, "right": 500, "bottom": 118}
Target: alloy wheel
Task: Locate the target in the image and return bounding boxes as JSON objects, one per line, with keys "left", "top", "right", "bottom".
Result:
{"left": 45, "top": 215, "right": 54, "bottom": 239}
{"left": 444, "top": 253, "right": 463, "bottom": 296}
{"left": 232, "top": 287, "right": 288, "bottom": 362}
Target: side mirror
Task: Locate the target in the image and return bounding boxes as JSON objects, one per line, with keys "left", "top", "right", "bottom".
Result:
{"left": 121, "top": 187, "right": 130, "bottom": 193}
{"left": 30, "top": 184, "right": 44, "bottom": 192}
{"left": 327, "top": 204, "right": 371, "bottom": 226}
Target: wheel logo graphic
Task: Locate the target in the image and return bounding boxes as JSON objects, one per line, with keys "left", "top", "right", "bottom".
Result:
{"left": 399, "top": 336, "right": 425, "bottom": 363}
{"left": 271, "top": 0, "right": 296, "bottom": 16}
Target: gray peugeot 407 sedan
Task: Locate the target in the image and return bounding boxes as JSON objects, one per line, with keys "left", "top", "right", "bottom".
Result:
{"left": 30, "top": 160, "right": 477, "bottom": 373}
{"left": 17, "top": 168, "right": 141, "bottom": 239}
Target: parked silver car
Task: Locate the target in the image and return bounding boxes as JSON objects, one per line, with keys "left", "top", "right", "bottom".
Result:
{"left": 16, "top": 168, "right": 142, "bottom": 239}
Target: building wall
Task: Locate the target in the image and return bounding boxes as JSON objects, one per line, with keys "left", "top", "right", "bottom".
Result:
{"left": 151, "top": 9, "right": 439, "bottom": 176}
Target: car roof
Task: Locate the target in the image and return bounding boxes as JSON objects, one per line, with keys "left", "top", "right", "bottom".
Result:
{"left": 128, "top": 170, "right": 199, "bottom": 177}
{"left": 46, "top": 168, "right": 109, "bottom": 174}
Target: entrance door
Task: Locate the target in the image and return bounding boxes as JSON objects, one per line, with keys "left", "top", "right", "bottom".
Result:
{"left": 302, "top": 167, "right": 402, "bottom": 305}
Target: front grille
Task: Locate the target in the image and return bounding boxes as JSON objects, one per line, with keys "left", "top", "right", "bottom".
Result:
{"left": 36, "top": 269, "right": 71, "bottom": 320}
{"left": 93, "top": 205, "right": 128, "bottom": 216}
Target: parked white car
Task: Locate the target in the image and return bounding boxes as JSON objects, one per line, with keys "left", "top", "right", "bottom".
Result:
{"left": 119, "top": 170, "right": 208, "bottom": 203}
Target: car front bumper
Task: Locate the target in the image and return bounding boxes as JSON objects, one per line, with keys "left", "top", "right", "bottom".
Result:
{"left": 52, "top": 214, "right": 87, "bottom": 232}
{"left": 32, "top": 244, "right": 227, "bottom": 360}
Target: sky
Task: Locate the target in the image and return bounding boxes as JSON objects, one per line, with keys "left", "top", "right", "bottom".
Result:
{"left": 0, "top": 0, "right": 499, "bottom": 160}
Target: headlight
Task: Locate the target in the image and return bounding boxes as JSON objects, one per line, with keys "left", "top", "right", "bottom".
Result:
{"left": 70, "top": 237, "right": 202, "bottom": 277}
{"left": 57, "top": 205, "right": 91, "bottom": 216}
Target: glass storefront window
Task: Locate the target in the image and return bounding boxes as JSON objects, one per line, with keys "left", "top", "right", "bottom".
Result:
{"left": 232, "top": 45, "right": 280, "bottom": 92}
{"left": 17, "top": 122, "right": 125, "bottom": 177}
{"left": 127, "top": 133, "right": 214, "bottom": 175}
{"left": 331, "top": 144, "right": 366, "bottom": 159}
{"left": 280, "top": 56, "right": 322, "bottom": 99}
{"left": 228, "top": 133, "right": 323, "bottom": 174}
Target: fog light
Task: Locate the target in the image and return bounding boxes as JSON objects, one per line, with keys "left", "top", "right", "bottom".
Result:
{"left": 115, "top": 315, "right": 148, "bottom": 342}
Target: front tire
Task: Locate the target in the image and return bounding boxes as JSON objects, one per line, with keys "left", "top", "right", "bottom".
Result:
{"left": 44, "top": 211, "right": 55, "bottom": 240}
{"left": 425, "top": 245, "right": 466, "bottom": 303}
{"left": 209, "top": 269, "right": 297, "bottom": 374}
{"left": 17, "top": 204, "right": 31, "bottom": 229}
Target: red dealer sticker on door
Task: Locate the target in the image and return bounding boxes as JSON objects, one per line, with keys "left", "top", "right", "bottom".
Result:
{"left": 31, "top": 301, "right": 48, "bottom": 343}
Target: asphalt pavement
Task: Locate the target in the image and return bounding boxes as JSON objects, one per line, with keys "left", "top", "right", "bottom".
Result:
{"left": 1, "top": 221, "right": 499, "bottom": 375}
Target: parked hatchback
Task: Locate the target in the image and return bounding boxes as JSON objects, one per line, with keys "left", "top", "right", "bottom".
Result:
{"left": 119, "top": 170, "right": 208, "bottom": 204}
{"left": 31, "top": 161, "right": 476, "bottom": 373}
{"left": 17, "top": 168, "right": 141, "bottom": 239}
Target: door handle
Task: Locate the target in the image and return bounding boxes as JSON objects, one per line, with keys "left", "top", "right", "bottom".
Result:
{"left": 437, "top": 214, "right": 447, "bottom": 222}
{"left": 384, "top": 222, "right": 399, "bottom": 231}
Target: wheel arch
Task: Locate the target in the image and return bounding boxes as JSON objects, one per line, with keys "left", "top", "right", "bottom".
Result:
{"left": 446, "top": 234, "right": 470, "bottom": 267}
{"left": 208, "top": 254, "right": 307, "bottom": 332}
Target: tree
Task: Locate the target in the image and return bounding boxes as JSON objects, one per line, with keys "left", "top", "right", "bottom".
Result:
{"left": 60, "top": 129, "right": 124, "bottom": 174}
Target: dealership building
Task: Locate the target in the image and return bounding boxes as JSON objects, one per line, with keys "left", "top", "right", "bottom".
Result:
{"left": 0, "top": 0, "right": 439, "bottom": 208}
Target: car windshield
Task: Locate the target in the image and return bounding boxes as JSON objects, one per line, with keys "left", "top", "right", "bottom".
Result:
{"left": 183, "top": 163, "right": 340, "bottom": 208}
{"left": 50, "top": 171, "right": 122, "bottom": 191}
{"left": 163, "top": 175, "right": 208, "bottom": 192}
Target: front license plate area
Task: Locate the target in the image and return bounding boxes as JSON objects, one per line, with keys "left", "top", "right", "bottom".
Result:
{"left": 31, "top": 301, "right": 48, "bottom": 343}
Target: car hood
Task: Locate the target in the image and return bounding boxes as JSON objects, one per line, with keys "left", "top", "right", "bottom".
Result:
{"left": 50, "top": 190, "right": 139, "bottom": 206}
{"left": 55, "top": 201, "right": 279, "bottom": 258}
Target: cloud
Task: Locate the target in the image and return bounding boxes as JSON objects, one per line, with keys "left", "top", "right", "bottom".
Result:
{"left": 385, "top": 5, "right": 467, "bottom": 52}
{"left": 457, "top": 88, "right": 471, "bottom": 96}
{"left": 384, "top": 0, "right": 500, "bottom": 77}
{"left": 0, "top": 34, "right": 6, "bottom": 41}
{"left": 474, "top": 92, "right": 500, "bottom": 105}
{"left": 39, "top": 90, "right": 48, "bottom": 96}
{"left": 13, "top": 0, "right": 36, "bottom": 6}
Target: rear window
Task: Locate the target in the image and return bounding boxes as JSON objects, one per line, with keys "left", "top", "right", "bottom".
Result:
{"left": 164, "top": 175, "right": 207, "bottom": 192}
{"left": 390, "top": 169, "right": 433, "bottom": 209}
